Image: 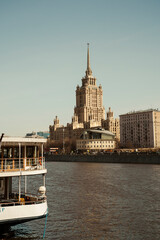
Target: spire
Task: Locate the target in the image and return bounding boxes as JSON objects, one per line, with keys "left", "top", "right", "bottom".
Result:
{"left": 87, "top": 43, "right": 90, "bottom": 71}
{"left": 85, "top": 43, "right": 92, "bottom": 77}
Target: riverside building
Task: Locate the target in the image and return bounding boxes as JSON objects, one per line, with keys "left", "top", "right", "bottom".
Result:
{"left": 76, "top": 128, "right": 115, "bottom": 151}
{"left": 120, "top": 109, "right": 160, "bottom": 148}
{"left": 49, "top": 44, "right": 119, "bottom": 143}
{"left": 102, "top": 107, "right": 120, "bottom": 140}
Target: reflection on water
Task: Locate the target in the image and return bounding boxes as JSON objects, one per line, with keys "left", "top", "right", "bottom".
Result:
{"left": 1, "top": 162, "right": 160, "bottom": 240}
{"left": 0, "top": 224, "right": 38, "bottom": 239}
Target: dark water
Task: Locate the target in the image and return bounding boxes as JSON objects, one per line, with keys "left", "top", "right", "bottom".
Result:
{"left": 1, "top": 162, "right": 160, "bottom": 240}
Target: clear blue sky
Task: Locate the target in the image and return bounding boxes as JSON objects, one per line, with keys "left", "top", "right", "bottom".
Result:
{"left": 0, "top": 0, "right": 160, "bottom": 136}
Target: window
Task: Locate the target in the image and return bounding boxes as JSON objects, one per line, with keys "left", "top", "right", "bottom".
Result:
{"left": 0, "top": 180, "right": 3, "bottom": 190}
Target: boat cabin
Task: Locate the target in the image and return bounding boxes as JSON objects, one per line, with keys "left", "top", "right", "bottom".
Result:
{"left": 0, "top": 136, "right": 47, "bottom": 206}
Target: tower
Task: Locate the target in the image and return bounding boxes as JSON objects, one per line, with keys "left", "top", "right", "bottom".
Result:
{"left": 74, "top": 44, "right": 105, "bottom": 125}
{"left": 102, "top": 107, "right": 120, "bottom": 140}
{"left": 107, "top": 107, "right": 114, "bottom": 119}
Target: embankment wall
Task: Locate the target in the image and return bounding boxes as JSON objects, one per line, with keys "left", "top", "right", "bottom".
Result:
{"left": 45, "top": 153, "right": 160, "bottom": 164}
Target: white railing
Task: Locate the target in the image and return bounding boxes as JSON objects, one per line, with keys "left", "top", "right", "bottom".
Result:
{"left": 0, "top": 157, "right": 45, "bottom": 172}
{"left": 0, "top": 192, "right": 46, "bottom": 207}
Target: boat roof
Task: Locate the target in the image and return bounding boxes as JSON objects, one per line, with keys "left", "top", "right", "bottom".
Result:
{"left": 1, "top": 136, "right": 46, "bottom": 146}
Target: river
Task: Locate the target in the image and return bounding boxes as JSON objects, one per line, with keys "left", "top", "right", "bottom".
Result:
{"left": 1, "top": 162, "right": 160, "bottom": 240}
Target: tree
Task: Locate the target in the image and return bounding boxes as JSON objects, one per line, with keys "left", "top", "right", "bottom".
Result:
{"left": 45, "top": 138, "right": 77, "bottom": 154}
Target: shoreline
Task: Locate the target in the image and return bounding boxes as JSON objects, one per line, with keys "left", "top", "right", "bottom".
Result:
{"left": 45, "top": 152, "right": 160, "bottom": 164}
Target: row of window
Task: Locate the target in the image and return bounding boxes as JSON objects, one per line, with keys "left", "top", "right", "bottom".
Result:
{"left": 110, "top": 127, "right": 117, "bottom": 132}
{"left": 78, "top": 145, "right": 114, "bottom": 149}
{"left": 121, "top": 114, "right": 151, "bottom": 121}
{"left": 78, "top": 141, "right": 114, "bottom": 144}
{"left": 110, "top": 123, "right": 119, "bottom": 126}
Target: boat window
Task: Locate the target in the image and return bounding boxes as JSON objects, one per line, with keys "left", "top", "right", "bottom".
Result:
{"left": 14, "top": 147, "right": 19, "bottom": 158}
{"left": 27, "top": 146, "right": 35, "bottom": 158}
{"left": 3, "top": 148, "right": 8, "bottom": 158}
{"left": 0, "top": 179, "right": 3, "bottom": 190}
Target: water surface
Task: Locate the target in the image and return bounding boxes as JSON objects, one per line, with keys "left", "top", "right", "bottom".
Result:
{"left": 1, "top": 162, "right": 160, "bottom": 240}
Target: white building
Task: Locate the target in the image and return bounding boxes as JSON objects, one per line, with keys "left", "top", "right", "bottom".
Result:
{"left": 120, "top": 109, "right": 160, "bottom": 148}
{"left": 76, "top": 128, "right": 116, "bottom": 151}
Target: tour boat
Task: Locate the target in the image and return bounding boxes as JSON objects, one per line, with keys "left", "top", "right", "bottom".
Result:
{"left": 0, "top": 135, "right": 48, "bottom": 226}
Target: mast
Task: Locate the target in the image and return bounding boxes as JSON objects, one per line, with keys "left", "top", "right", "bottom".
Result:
{"left": 0, "top": 133, "right": 4, "bottom": 142}
{"left": 0, "top": 133, "right": 4, "bottom": 151}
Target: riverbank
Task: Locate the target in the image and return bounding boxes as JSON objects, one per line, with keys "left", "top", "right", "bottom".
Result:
{"left": 45, "top": 152, "right": 160, "bottom": 164}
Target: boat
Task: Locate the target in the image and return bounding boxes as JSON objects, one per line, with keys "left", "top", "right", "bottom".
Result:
{"left": 0, "top": 134, "right": 48, "bottom": 226}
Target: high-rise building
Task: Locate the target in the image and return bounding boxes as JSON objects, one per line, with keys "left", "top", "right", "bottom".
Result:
{"left": 120, "top": 109, "right": 160, "bottom": 148}
{"left": 49, "top": 45, "right": 119, "bottom": 141}
{"left": 74, "top": 43, "right": 105, "bottom": 126}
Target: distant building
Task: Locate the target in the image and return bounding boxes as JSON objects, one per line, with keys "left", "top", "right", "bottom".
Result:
{"left": 49, "top": 116, "right": 84, "bottom": 141}
{"left": 26, "top": 131, "right": 49, "bottom": 139}
{"left": 76, "top": 128, "right": 116, "bottom": 151}
{"left": 49, "top": 44, "right": 119, "bottom": 141}
{"left": 37, "top": 131, "right": 49, "bottom": 139}
{"left": 74, "top": 43, "right": 105, "bottom": 126}
{"left": 120, "top": 109, "right": 160, "bottom": 148}
{"left": 102, "top": 107, "right": 120, "bottom": 140}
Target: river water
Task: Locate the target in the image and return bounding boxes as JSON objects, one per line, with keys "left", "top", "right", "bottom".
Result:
{"left": 1, "top": 162, "right": 160, "bottom": 240}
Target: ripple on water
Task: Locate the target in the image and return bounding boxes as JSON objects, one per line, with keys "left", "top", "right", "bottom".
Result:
{"left": 2, "top": 162, "right": 160, "bottom": 240}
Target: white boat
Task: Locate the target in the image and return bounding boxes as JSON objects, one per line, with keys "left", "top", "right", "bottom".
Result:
{"left": 0, "top": 135, "right": 48, "bottom": 226}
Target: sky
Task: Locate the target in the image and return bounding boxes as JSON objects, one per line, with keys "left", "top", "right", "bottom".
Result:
{"left": 0, "top": 0, "right": 160, "bottom": 136}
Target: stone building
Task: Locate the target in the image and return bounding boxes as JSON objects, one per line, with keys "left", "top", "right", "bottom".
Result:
{"left": 74, "top": 43, "right": 105, "bottom": 126}
{"left": 102, "top": 107, "right": 120, "bottom": 140}
{"left": 49, "top": 44, "right": 119, "bottom": 141}
{"left": 120, "top": 109, "right": 160, "bottom": 148}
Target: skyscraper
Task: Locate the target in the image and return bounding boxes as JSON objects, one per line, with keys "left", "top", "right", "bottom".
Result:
{"left": 74, "top": 44, "right": 105, "bottom": 125}
{"left": 49, "top": 44, "right": 119, "bottom": 141}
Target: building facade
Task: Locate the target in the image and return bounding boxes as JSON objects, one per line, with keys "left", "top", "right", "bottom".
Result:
{"left": 120, "top": 109, "right": 160, "bottom": 148}
{"left": 76, "top": 129, "right": 115, "bottom": 151}
{"left": 74, "top": 44, "right": 105, "bottom": 125}
{"left": 49, "top": 45, "right": 119, "bottom": 141}
{"left": 26, "top": 131, "right": 49, "bottom": 139}
{"left": 102, "top": 107, "right": 120, "bottom": 140}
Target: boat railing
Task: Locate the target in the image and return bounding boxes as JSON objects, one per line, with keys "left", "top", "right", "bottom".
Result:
{"left": 0, "top": 192, "right": 46, "bottom": 207}
{"left": 0, "top": 157, "right": 45, "bottom": 172}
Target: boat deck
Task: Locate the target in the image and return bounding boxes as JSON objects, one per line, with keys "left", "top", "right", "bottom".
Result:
{"left": 0, "top": 157, "right": 45, "bottom": 173}
{"left": 0, "top": 193, "right": 46, "bottom": 207}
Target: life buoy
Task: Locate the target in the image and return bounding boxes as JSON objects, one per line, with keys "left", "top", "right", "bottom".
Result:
{"left": 39, "top": 157, "right": 42, "bottom": 165}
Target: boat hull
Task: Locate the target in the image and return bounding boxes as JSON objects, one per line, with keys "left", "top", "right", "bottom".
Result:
{"left": 0, "top": 201, "right": 48, "bottom": 226}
